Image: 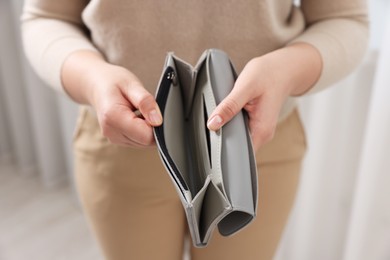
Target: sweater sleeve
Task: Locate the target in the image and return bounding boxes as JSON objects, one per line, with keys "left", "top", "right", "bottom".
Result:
{"left": 290, "top": 0, "right": 369, "bottom": 94}
{"left": 21, "top": 0, "right": 100, "bottom": 94}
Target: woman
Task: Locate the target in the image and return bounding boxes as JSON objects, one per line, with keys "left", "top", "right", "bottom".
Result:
{"left": 21, "top": 1, "right": 368, "bottom": 259}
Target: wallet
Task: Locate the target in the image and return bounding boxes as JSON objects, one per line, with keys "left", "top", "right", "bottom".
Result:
{"left": 153, "top": 49, "right": 258, "bottom": 247}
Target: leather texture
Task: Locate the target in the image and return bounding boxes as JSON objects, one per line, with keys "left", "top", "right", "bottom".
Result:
{"left": 154, "top": 49, "right": 258, "bottom": 247}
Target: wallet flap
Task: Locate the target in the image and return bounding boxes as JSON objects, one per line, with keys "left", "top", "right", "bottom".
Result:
{"left": 206, "top": 50, "right": 257, "bottom": 235}
{"left": 199, "top": 179, "right": 231, "bottom": 244}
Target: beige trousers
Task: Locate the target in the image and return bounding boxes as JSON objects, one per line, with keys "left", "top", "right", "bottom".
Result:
{"left": 73, "top": 107, "right": 306, "bottom": 260}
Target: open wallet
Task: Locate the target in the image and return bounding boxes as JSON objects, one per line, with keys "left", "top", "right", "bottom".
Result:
{"left": 153, "top": 49, "right": 258, "bottom": 247}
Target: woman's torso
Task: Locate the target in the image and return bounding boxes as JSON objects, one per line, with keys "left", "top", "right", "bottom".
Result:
{"left": 82, "top": 0, "right": 305, "bottom": 119}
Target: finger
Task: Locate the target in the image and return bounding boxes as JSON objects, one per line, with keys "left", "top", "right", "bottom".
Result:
{"left": 123, "top": 82, "right": 163, "bottom": 126}
{"left": 246, "top": 94, "right": 280, "bottom": 150}
{"left": 207, "top": 85, "right": 252, "bottom": 131}
{"left": 107, "top": 130, "right": 151, "bottom": 148}
{"left": 117, "top": 116, "right": 155, "bottom": 146}
{"left": 121, "top": 133, "right": 156, "bottom": 148}
{"left": 100, "top": 105, "right": 155, "bottom": 146}
{"left": 121, "top": 132, "right": 156, "bottom": 147}
{"left": 110, "top": 135, "right": 145, "bottom": 148}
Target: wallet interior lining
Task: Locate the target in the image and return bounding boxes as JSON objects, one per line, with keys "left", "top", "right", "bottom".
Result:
{"left": 154, "top": 66, "right": 190, "bottom": 194}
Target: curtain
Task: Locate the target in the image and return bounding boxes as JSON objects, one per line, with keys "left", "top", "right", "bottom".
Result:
{"left": 276, "top": 1, "right": 390, "bottom": 259}
{"left": 0, "top": 0, "right": 77, "bottom": 187}
{"left": 1, "top": 0, "right": 389, "bottom": 259}
{"left": 342, "top": 14, "right": 390, "bottom": 258}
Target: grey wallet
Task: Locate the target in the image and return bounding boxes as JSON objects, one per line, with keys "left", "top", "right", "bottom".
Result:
{"left": 153, "top": 49, "right": 258, "bottom": 247}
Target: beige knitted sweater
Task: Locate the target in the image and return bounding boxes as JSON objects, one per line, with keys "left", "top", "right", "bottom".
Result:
{"left": 21, "top": 0, "right": 369, "bottom": 120}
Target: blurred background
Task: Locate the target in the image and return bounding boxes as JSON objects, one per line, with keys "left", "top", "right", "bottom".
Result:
{"left": 1, "top": 0, "right": 390, "bottom": 259}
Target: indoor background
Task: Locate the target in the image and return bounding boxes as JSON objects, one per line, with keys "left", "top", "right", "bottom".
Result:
{"left": 0, "top": 0, "right": 389, "bottom": 259}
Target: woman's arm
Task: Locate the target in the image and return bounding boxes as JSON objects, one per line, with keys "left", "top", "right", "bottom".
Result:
{"left": 21, "top": 0, "right": 98, "bottom": 93}
{"left": 61, "top": 50, "right": 162, "bottom": 147}
{"left": 208, "top": 0, "right": 369, "bottom": 151}
{"left": 290, "top": 0, "right": 369, "bottom": 94}
{"left": 207, "top": 42, "right": 322, "bottom": 149}
{"left": 21, "top": 0, "right": 162, "bottom": 148}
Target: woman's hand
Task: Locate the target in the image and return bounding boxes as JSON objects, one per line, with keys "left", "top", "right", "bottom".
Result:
{"left": 62, "top": 51, "right": 162, "bottom": 148}
{"left": 207, "top": 43, "right": 322, "bottom": 151}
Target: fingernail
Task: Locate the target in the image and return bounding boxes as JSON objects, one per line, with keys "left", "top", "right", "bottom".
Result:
{"left": 149, "top": 109, "right": 162, "bottom": 125}
{"left": 207, "top": 115, "right": 223, "bottom": 130}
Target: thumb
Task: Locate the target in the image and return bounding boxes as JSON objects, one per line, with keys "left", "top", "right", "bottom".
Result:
{"left": 127, "top": 83, "right": 163, "bottom": 126}
{"left": 207, "top": 89, "right": 247, "bottom": 131}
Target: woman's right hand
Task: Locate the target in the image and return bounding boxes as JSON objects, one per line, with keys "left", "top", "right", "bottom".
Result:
{"left": 61, "top": 50, "right": 162, "bottom": 148}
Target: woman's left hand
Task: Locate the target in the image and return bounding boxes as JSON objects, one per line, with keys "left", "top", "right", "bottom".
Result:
{"left": 207, "top": 43, "right": 322, "bottom": 152}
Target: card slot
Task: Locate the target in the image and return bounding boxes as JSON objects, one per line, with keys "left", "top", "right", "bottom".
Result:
{"left": 202, "top": 55, "right": 226, "bottom": 195}
{"left": 198, "top": 180, "right": 230, "bottom": 242}
{"left": 189, "top": 65, "right": 213, "bottom": 191}
{"left": 171, "top": 56, "right": 198, "bottom": 118}
{"left": 187, "top": 89, "right": 209, "bottom": 195}
{"left": 184, "top": 119, "right": 204, "bottom": 196}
